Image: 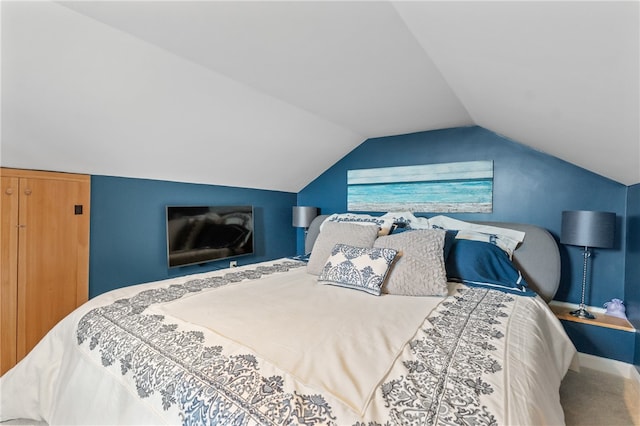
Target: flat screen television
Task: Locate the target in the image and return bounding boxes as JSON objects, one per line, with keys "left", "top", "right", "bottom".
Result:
{"left": 166, "top": 205, "right": 254, "bottom": 268}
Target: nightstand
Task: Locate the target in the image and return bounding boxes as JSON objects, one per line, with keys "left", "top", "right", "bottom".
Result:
{"left": 550, "top": 304, "right": 636, "bottom": 363}
{"left": 550, "top": 305, "right": 634, "bottom": 332}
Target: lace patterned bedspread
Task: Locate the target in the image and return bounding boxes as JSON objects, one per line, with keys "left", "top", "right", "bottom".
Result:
{"left": 0, "top": 259, "right": 575, "bottom": 425}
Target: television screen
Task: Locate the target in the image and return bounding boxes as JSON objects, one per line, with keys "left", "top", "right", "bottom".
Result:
{"left": 166, "top": 205, "right": 254, "bottom": 268}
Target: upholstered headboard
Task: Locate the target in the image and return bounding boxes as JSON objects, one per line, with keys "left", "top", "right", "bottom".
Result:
{"left": 305, "top": 214, "right": 329, "bottom": 255}
{"left": 305, "top": 215, "right": 560, "bottom": 302}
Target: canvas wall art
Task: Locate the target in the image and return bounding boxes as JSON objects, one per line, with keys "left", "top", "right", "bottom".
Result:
{"left": 347, "top": 161, "right": 493, "bottom": 213}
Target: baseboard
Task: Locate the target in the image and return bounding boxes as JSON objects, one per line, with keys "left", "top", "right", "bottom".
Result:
{"left": 577, "top": 352, "right": 640, "bottom": 392}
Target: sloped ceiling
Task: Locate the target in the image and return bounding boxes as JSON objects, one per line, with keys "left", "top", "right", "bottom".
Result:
{"left": 1, "top": 1, "right": 638, "bottom": 192}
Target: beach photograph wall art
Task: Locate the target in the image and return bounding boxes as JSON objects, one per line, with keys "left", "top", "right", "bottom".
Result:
{"left": 347, "top": 160, "right": 493, "bottom": 213}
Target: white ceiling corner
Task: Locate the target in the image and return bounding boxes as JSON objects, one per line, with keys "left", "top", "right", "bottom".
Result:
{"left": 393, "top": 1, "right": 640, "bottom": 186}
{"left": 2, "top": 1, "right": 638, "bottom": 190}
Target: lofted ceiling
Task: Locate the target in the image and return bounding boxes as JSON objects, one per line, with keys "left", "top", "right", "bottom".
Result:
{"left": 1, "top": 1, "right": 638, "bottom": 192}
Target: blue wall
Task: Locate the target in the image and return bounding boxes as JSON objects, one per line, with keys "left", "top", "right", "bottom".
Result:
{"left": 626, "top": 184, "right": 640, "bottom": 369}
{"left": 87, "top": 126, "right": 638, "bottom": 364}
{"left": 561, "top": 322, "right": 635, "bottom": 363}
{"left": 299, "top": 126, "right": 627, "bottom": 307}
{"left": 89, "top": 175, "right": 296, "bottom": 298}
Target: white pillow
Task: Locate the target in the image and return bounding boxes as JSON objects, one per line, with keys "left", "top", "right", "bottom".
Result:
{"left": 428, "top": 215, "right": 525, "bottom": 258}
{"left": 319, "top": 213, "right": 394, "bottom": 235}
{"left": 379, "top": 211, "right": 431, "bottom": 230}
{"left": 454, "top": 230, "right": 521, "bottom": 259}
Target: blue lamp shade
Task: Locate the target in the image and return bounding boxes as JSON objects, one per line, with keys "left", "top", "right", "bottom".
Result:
{"left": 292, "top": 206, "right": 318, "bottom": 228}
{"left": 561, "top": 210, "right": 615, "bottom": 249}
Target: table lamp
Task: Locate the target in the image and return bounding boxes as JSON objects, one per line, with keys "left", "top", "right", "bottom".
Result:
{"left": 292, "top": 206, "right": 318, "bottom": 236}
{"left": 560, "top": 210, "right": 615, "bottom": 319}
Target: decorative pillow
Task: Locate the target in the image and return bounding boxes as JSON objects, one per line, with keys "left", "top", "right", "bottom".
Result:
{"left": 373, "top": 229, "right": 448, "bottom": 296}
{"left": 319, "top": 213, "right": 394, "bottom": 235}
{"left": 379, "top": 211, "right": 431, "bottom": 230}
{"left": 445, "top": 239, "right": 535, "bottom": 297}
{"left": 443, "top": 230, "right": 458, "bottom": 260}
{"left": 307, "top": 221, "right": 379, "bottom": 275}
{"left": 428, "top": 215, "right": 525, "bottom": 258}
{"left": 454, "top": 229, "right": 521, "bottom": 258}
{"left": 318, "top": 244, "right": 399, "bottom": 296}
{"left": 388, "top": 222, "right": 410, "bottom": 234}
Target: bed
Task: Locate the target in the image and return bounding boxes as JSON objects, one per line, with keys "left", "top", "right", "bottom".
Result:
{"left": 0, "top": 213, "right": 576, "bottom": 425}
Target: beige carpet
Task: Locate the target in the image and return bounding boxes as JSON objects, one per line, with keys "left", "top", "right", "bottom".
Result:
{"left": 3, "top": 366, "right": 639, "bottom": 425}
{"left": 561, "top": 367, "right": 640, "bottom": 426}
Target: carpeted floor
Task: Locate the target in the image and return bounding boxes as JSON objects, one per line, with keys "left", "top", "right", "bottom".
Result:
{"left": 3, "top": 366, "right": 639, "bottom": 425}
{"left": 561, "top": 367, "right": 640, "bottom": 426}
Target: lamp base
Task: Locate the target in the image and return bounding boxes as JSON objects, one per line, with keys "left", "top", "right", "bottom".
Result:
{"left": 570, "top": 307, "right": 595, "bottom": 320}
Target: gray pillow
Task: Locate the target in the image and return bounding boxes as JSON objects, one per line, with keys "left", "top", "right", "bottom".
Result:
{"left": 374, "top": 229, "right": 448, "bottom": 296}
{"left": 307, "top": 221, "right": 379, "bottom": 275}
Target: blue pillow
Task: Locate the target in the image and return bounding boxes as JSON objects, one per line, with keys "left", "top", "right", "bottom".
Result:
{"left": 443, "top": 230, "right": 458, "bottom": 260}
{"left": 445, "top": 239, "right": 535, "bottom": 297}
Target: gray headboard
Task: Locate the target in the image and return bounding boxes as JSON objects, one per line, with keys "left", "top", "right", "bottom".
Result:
{"left": 305, "top": 215, "right": 560, "bottom": 302}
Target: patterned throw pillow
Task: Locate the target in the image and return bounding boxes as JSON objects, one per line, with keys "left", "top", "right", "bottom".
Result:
{"left": 318, "top": 244, "right": 399, "bottom": 296}
{"left": 428, "top": 215, "right": 525, "bottom": 259}
{"left": 454, "top": 230, "right": 520, "bottom": 259}
{"left": 374, "top": 229, "right": 448, "bottom": 296}
{"left": 319, "top": 213, "right": 395, "bottom": 235}
{"left": 307, "top": 221, "right": 379, "bottom": 275}
{"left": 379, "top": 211, "right": 431, "bottom": 230}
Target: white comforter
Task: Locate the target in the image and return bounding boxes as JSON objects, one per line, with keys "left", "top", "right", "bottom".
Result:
{"left": 0, "top": 259, "right": 576, "bottom": 425}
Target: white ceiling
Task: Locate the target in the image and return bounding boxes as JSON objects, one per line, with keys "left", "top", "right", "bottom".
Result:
{"left": 1, "top": 1, "right": 638, "bottom": 192}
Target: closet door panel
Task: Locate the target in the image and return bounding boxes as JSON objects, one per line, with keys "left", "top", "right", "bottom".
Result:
{"left": 16, "top": 176, "right": 90, "bottom": 359}
{"left": 1, "top": 176, "right": 19, "bottom": 375}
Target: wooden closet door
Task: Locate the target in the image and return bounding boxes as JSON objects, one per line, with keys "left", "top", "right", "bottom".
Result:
{"left": 1, "top": 176, "right": 20, "bottom": 374}
{"left": 16, "top": 174, "right": 90, "bottom": 360}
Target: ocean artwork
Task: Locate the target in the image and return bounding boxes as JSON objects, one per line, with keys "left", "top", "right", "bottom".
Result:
{"left": 347, "top": 161, "right": 493, "bottom": 213}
